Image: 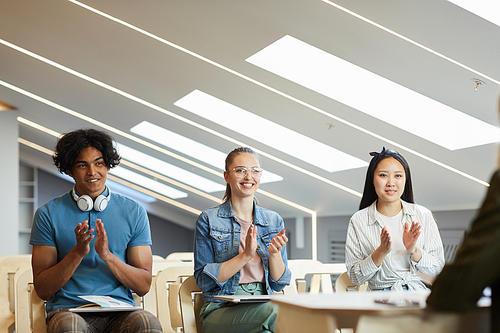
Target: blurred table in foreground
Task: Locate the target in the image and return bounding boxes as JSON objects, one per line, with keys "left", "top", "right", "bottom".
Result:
{"left": 272, "top": 291, "right": 489, "bottom": 333}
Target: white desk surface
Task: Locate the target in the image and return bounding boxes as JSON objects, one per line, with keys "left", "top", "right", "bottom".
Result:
{"left": 272, "top": 291, "right": 429, "bottom": 313}
{"left": 272, "top": 291, "right": 491, "bottom": 333}
{"left": 272, "top": 292, "right": 430, "bottom": 333}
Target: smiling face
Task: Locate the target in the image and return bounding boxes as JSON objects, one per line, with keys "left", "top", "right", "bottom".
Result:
{"left": 373, "top": 157, "right": 406, "bottom": 206}
{"left": 223, "top": 152, "right": 261, "bottom": 200}
{"left": 68, "top": 146, "right": 109, "bottom": 199}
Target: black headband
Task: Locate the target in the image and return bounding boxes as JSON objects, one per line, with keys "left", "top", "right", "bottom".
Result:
{"left": 369, "top": 147, "right": 407, "bottom": 168}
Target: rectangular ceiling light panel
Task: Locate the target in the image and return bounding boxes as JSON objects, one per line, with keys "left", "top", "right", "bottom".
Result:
{"left": 117, "top": 143, "right": 225, "bottom": 193}
{"left": 174, "top": 90, "right": 367, "bottom": 172}
{"left": 131, "top": 121, "right": 227, "bottom": 170}
{"left": 130, "top": 121, "right": 284, "bottom": 183}
{"left": 246, "top": 35, "right": 500, "bottom": 150}
{"left": 448, "top": 0, "right": 500, "bottom": 27}
{"left": 110, "top": 166, "right": 188, "bottom": 199}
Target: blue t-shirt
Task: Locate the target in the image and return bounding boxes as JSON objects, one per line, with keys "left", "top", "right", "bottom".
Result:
{"left": 30, "top": 188, "right": 152, "bottom": 312}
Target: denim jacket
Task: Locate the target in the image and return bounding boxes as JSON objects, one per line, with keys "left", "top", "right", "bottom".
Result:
{"left": 194, "top": 200, "right": 291, "bottom": 302}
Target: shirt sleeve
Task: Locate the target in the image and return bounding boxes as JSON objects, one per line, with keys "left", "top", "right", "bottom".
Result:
{"left": 193, "top": 212, "right": 225, "bottom": 293}
{"left": 30, "top": 206, "right": 56, "bottom": 247}
{"left": 427, "top": 170, "right": 500, "bottom": 311}
{"left": 411, "top": 209, "right": 445, "bottom": 276}
{"left": 267, "top": 216, "right": 291, "bottom": 292}
{"left": 128, "top": 203, "right": 152, "bottom": 247}
{"left": 345, "top": 219, "right": 380, "bottom": 285}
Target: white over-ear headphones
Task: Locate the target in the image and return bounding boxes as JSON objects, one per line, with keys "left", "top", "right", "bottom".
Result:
{"left": 72, "top": 185, "right": 111, "bottom": 212}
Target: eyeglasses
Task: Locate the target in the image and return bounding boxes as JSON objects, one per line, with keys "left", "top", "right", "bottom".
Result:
{"left": 230, "top": 167, "right": 264, "bottom": 178}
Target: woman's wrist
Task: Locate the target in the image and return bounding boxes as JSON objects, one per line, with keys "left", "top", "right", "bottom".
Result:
{"left": 372, "top": 247, "right": 388, "bottom": 267}
{"left": 409, "top": 246, "right": 422, "bottom": 262}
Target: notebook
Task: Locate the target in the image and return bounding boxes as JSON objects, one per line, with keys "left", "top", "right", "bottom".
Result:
{"left": 214, "top": 295, "right": 274, "bottom": 303}
{"left": 69, "top": 295, "right": 142, "bottom": 313}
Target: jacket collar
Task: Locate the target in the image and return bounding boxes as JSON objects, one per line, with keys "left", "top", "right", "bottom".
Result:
{"left": 217, "top": 200, "right": 269, "bottom": 226}
{"left": 367, "top": 199, "right": 416, "bottom": 226}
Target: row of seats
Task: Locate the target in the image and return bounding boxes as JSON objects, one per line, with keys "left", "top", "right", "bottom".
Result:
{"left": 3, "top": 254, "right": 358, "bottom": 333}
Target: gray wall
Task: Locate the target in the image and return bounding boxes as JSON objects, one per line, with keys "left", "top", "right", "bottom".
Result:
{"left": 1, "top": 111, "right": 19, "bottom": 254}
{"left": 149, "top": 214, "right": 194, "bottom": 257}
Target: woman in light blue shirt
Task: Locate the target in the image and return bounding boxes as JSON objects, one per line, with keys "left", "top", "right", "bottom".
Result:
{"left": 194, "top": 147, "right": 291, "bottom": 333}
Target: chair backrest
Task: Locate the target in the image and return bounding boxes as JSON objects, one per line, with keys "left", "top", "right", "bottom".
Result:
{"left": 285, "top": 260, "right": 346, "bottom": 294}
{"left": 179, "top": 275, "right": 202, "bottom": 333}
{"left": 155, "top": 263, "right": 195, "bottom": 333}
{"left": 29, "top": 283, "right": 46, "bottom": 333}
{"left": 333, "top": 272, "right": 368, "bottom": 292}
{"left": 14, "top": 264, "right": 47, "bottom": 333}
{"left": 148, "top": 258, "right": 197, "bottom": 318}
{"left": 165, "top": 252, "right": 194, "bottom": 262}
{"left": 0, "top": 255, "right": 32, "bottom": 333}
{"left": 152, "top": 254, "right": 166, "bottom": 261}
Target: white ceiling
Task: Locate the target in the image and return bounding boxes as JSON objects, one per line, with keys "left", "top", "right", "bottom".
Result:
{"left": 2, "top": 0, "right": 500, "bottom": 229}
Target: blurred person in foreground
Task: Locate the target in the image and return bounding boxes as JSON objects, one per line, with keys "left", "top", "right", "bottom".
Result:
{"left": 427, "top": 96, "right": 500, "bottom": 332}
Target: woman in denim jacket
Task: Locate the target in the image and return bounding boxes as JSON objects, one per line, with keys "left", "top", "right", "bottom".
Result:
{"left": 194, "top": 147, "right": 291, "bottom": 333}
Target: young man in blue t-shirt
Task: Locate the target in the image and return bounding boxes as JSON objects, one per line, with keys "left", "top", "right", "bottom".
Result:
{"left": 30, "top": 128, "right": 162, "bottom": 333}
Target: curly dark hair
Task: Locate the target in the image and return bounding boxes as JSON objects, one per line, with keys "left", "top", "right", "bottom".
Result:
{"left": 52, "top": 128, "right": 121, "bottom": 175}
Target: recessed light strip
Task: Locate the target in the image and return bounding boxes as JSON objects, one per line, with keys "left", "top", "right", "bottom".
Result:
{"left": 18, "top": 117, "right": 62, "bottom": 138}
{"left": 118, "top": 143, "right": 226, "bottom": 192}
{"left": 120, "top": 159, "right": 221, "bottom": 203}
{"left": 110, "top": 166, "right": 188, "bottom": 199}
{"left": 321, "top": 0, "right": 500, "bottom": 86}
{"left": 57, "top": 4, "right": 490, "bottom": 186}
{"left": 107, "top": 175, "right": 200, "bottom": 215}
{"left": 18, "top": 137, "right": 54, "bottom": 155}
{"left": 257, "top": 189, "right": 315, "bottom": 215}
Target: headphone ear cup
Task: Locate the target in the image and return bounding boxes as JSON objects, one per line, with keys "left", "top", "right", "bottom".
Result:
{"left": 93, "top": 195, "right": 109, "bottom": 212}
{"left": 77, "top": 195, "right": 93, "bottom": 212}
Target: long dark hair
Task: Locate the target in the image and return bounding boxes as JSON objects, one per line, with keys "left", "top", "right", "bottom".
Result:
{"left": 359, "top": 147, "right": 414, "bottom": 210}
{"left": 53, "top": 128, "right": 121, "bottom": 175}
{"left": 222, "top": 147, "right": 260, "bottom": 204}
